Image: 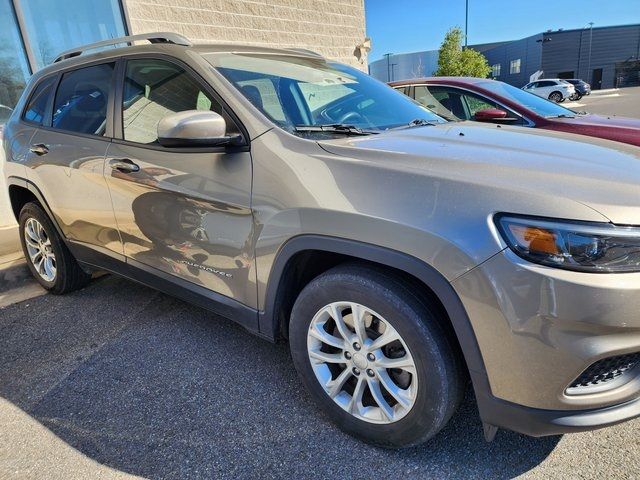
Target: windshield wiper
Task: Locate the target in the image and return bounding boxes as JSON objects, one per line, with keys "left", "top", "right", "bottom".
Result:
{"left": 294, "top": 124, "right": 377, "bottom": 135}
{"left": 545, "top": 114, "right": 576, "bottom": 119}
{"left": 391, "top": 118, "right": 438, "bottom": 130}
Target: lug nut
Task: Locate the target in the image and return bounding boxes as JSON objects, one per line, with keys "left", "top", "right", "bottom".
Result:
{"left": 353, "top": 342, "right": 361, "bottom": 351}
{"left": 344, "top": 351, "right": 352, "bottom": 360}
{"left": 352, "top": 367, "right": 360, "bottom": 376}
{"left": 366, "top": 369, "right": 375, "bottom": 377}
{"left": 367, "top": 353, "right": 375, "bottom": 361}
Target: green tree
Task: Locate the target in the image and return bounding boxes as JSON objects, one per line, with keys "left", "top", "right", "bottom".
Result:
{"left": 435, "top": 27, "right": 491, "bottom": 78}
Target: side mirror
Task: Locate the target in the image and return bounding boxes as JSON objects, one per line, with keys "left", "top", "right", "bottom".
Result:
{"left": 473, "top": 108, "right": 514, "bottom": 122}
{"left": 157, "top": 110, "right": 237, "bottom": 148}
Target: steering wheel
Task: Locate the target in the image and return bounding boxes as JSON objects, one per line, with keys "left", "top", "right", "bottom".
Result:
{"left": 337, "top": 111, "right": 365, "bottom": 125}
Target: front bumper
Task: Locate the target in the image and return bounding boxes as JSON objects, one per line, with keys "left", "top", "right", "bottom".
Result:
{"left": 477, "top": 386, "right": 640, "bottom": 437}
{"left": 452, "top": 249, "right": 640, "bottom": 432}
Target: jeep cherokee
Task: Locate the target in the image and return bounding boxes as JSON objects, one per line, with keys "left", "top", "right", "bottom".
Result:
{"left": 4, "top": 33, "right": 640, "bottom": 448}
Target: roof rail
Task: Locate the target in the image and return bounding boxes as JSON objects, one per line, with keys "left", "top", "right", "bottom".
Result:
{"left": 53, "top": 32, "right": 192, "bottom": 63}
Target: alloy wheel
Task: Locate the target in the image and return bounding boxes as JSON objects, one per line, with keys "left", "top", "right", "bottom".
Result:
{"left": 306, "top": 301, "right": 418, "bottom": 424}
{"left": 24, "top": 217, "right": 57, "bottom": 282}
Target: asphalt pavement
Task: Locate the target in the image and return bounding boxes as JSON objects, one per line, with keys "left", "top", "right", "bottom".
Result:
{"left": 0, "top": 273, "right": 639, "bottom": 479}
{"left": 565, "top": 86, "right": 640, "bottom": 118}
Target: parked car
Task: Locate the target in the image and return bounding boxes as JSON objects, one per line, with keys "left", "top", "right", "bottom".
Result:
{"left": 5, "top": 33, "right": 640, "bottom": 448}
{"left": 564, "top": 78, "right": 591, "bottom": 100}
{"left": 0, "top": 104, "right": 13, "bottom": 137}
{"left": 389, "top": 77, "right": 640, "bottom": 147}
{"left": 522, "top": 78, "right": 575, "bottom": 102}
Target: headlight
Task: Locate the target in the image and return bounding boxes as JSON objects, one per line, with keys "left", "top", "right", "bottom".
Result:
{"left": 495, "top": 214, "right": 640, "bottom": 273}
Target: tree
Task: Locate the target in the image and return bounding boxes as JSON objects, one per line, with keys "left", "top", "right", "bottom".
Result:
{"left": 435, "top": 27, "right": 491, "bottom": 78}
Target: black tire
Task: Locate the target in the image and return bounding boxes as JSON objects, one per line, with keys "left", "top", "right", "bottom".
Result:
{"left": 549, "top": 91, "right": 563, "bottom": 103}
{"left": 19, "top": 202, "right": 91, "bottom": 294}
{"left": 289, "top": 263, "right": 464, "bottom": 448}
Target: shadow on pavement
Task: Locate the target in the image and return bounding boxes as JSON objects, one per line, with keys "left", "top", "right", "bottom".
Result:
{"left": 0, "top": 276, "right": 560, "bottom": 479}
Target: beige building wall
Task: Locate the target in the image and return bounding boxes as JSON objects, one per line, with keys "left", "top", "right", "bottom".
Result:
{"left": 123, "top": 0, "right": 368, "bottom": 69}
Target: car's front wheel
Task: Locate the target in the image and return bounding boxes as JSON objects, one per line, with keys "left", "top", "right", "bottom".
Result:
{"left": 19, "top": 202, "right": 91, "bottom": 294}
{"left": 289, "top": 264, "right": 464, "bottom": 448}
{"left": 549, "top": 91, "right": 563, "bottom": 103}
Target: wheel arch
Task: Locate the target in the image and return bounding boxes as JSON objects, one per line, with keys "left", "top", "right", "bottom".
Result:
{"left": 258, "top": 234, "right": 490, "bottom": 394}
{"left": 7, "top": 176, "right": 66, "bottom": 239}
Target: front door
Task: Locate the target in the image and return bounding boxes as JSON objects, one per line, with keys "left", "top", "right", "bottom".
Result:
{"left": 104, "top": 57, "right": 255, "bottom": 307}
{"left": 592, "top": 68, "right": 603, "bottom": 90}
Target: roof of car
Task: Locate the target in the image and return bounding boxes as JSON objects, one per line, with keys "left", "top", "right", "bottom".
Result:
{"left": 389, "top": 77, "right": 497, "bottom": 87}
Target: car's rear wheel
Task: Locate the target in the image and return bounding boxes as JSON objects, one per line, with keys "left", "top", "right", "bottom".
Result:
{"left": 549, "top": 91, "right": 563, "bottom": 103}
{"left": 289, "top": 264, "right": 464, "bottom": 448}
{"left": 19, "top": 202, "right": 91, "bottom": 294}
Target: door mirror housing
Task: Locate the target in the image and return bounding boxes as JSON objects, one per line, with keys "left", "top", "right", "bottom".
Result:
{"left": 157, "top": 110, "right": 238, "bottom": 147}
{"left": 473, "top": 108, "right": 515, "bottom": 122}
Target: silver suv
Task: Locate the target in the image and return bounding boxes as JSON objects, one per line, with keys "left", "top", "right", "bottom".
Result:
{"left": 4, "top": 33, "right": 640, "bottom": 448}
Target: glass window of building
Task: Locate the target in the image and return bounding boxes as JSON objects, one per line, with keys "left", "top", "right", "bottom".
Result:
{"left": 510, "top": 59, "right": 521, "bottom": 74}
{"left": 491, "top": 63, "right": 501, "bottom": 77}
{"left": 0, "top": 0, "right": 31, "bottom": 118}
{"left": 18, "top": 0, "right": 127, "bottom": 68}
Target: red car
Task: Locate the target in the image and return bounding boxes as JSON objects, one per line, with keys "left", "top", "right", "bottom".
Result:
{"left": 389, "top": 77, "right": 640, "bottom": 147}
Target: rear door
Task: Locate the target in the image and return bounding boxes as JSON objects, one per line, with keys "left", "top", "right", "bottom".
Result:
{"left": 105, "top": 56, "right": 255, "bottom": 307}
{"left": 26, "top": 61, "right": 123, "bottom": 257}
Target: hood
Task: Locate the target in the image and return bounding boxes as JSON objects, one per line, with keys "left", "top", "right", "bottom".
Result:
{"left": 318, "top": 121, "right": 640, "bottom": 225}
{"left": 545, "top": 114, "right": 640, "bottom": 147}
{"left": 553, "top": 113, "right": 640, "bottom": 129}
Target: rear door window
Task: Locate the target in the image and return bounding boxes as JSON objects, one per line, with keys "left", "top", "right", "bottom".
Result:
{"left": 22, "top": 76, "right": 56, "bottom": 126}
{"left": 52, "top": 63, "right": 115, "bottom": 136}
{"left": 417, "top": 86, "right": 466, "bottom": 119}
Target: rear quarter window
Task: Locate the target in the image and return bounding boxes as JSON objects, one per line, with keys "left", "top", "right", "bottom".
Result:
{"left": 22, "top": 76, "right": 56, "bottom": 126}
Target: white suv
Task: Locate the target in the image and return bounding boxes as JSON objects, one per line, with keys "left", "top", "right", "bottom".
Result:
{"left": 522, "top": 79, "right": 575, "bottom": 103}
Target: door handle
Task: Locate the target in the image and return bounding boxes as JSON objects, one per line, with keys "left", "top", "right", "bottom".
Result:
{"left": 109, "top": 158, "right": 140, "bottom": 173}
{"left": 30, "top": 144, "right": 49, "bottom": 156}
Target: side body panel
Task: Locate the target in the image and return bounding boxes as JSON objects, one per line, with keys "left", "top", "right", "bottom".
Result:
{"left": 26, "top": 130, "right": 122, "bottom": 255}
{"left": 104, "top": 142, "right": 256, "bottom": 308}
{"left": 250, "top": 128, "right": 609, "bottom": 316}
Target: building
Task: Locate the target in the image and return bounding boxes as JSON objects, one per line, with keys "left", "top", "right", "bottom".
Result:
{"left": 0, "top": 0, "right": 367, "bottom": 231}
{"left": 1, "top": 0, "right": 368, "bottom": 117}
{"left": 369, "top": 23, "right": 640, "bottom": 90}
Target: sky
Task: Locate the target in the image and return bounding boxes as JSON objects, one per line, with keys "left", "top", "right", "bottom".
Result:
{"left": 365, "top": 0, "right": 640, "bottom": 62}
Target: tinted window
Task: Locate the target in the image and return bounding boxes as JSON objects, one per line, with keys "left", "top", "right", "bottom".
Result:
{"left": 477, "top": 81, "right": 576, "bottom": 118}
{"left": 414, "top": 85, "right": 459, "bottom": 119}
{"left": 22, "top": 76, "right": 55, "bottom": 125}
{"left": 537, "top": 81, "right": 554, "bottom": 88}
{"left": 52, "top": 63, "right": 114, "bottom": 135}
{"left": 419, "top": 86, "right": 466, "bottom": 119}
{"left": 122, "top": 59, "right": 230, "bottom": 144}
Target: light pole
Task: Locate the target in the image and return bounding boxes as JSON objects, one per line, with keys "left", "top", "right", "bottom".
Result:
{"left": 464, "top": 0, "right": 469, "bottom": 47}
{"left": 587, "top": 22, "right": 594, "bottom": 80}
{"left": 383, "top": 53, "right": 393, "bottom": 82}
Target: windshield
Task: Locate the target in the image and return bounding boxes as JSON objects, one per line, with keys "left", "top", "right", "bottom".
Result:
{"left": 206, "top": 53, "right": 446, "bottom": 134}
{"left": 477, "top": 81, "right": 577, "bottom": 118}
